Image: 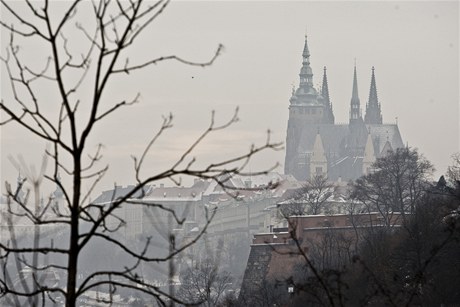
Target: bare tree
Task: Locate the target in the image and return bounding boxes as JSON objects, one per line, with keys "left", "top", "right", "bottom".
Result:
{"left": 307, "top": 228, "right": 355, "bottom": 272}
{"left": 178, "top": 256, "right": 232, "bottom": 307}
{"left": 447, "top": 152, "right": 460, "bottom": 184}
{"left": 350, "top": 147, "right": 433, "bottom": 225}
{"left": 279, "top": 175, "right": 336, "bottom": 217}
{"left": 0, "top": 1, "right": 281, "bottom": 306}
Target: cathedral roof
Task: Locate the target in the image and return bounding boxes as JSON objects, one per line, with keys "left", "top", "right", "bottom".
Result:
{"left": 297, "top": 124, "right": 349, "bottom": 154}
{"left": 296, "top": 123, "right": 403, "bottom": 159}
{"left": 367, "top": 124, "right": 404, "bottom": 155}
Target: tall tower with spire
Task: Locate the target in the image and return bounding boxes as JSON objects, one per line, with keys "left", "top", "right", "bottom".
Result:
{"left": 284, "top": 34, "right": 335, "bottom": 178}
{"left": 364, "top": 67, "right": 383, "bottom": 124}
{"left": 299, "top": 34, "right": 314, "bottom": 89}
{"left": 349, "top": 65, "right": 362, "bottom": 124}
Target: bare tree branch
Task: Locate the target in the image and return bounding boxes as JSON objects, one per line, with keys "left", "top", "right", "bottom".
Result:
{"left": 0, "top": 1, "right": 281, "bottom": 305}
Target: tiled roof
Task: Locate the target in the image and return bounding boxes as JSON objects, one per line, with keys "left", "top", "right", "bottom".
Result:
{"left": 92, "top": 185, "right": 150, "bottom": 204}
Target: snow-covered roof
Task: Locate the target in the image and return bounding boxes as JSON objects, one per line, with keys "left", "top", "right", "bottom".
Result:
{"left": 203, "top": 172, "right": 300, "bottom": 197}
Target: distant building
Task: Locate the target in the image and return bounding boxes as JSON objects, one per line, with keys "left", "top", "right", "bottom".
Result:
{"left": 285, "top": 35, "right": 404, "bottom": 181}
{"left": 92, "top": 180, "right": 209, "bottom": 283}
{"left": 92, "top": 181, "right": 206, "bottom": 240}
{"left": 201, "top": 172, "right": 301, "bottom": 239}
{"left": 90, "top": 173, "right": 301, "bottom": 282}
{"left": 92, "top": 173, "right": 301, "bottom": 242}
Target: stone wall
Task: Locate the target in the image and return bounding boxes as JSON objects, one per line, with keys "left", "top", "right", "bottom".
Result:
{"left": 238, "top": 244, "right": 273, "bottom": 304}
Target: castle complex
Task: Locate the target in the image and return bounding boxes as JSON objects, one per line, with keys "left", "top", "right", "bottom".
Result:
{"left": 284, "top": 35, "right": 404, "bottom": 181}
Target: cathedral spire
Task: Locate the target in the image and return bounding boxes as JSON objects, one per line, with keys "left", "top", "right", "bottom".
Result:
{"left": 364, "top": 66, "right": 383, "bottom": 124}
{"left": 310, "top": 131, "right": 328, "bottom": 178}
{"left": 363, "top": 129, "right": 376, "bottom": 175}
{"left": 321, "top": 66, "right": 330, "bottom": 103}
{"left": 302, "top": 33, "right": 310, "bottom": 58}
{"left": 299, "top": 34, "right": 314, "bottom": 89}
{"left": 321, "top": 66, "right": 335, "bottom": 124}
{"left": 349, "top": 64, "right": 362, "bottom": 123}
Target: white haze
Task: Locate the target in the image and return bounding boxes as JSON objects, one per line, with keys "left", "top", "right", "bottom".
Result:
{"left": 0, "top": 1, "right": 458, "bottom": 197}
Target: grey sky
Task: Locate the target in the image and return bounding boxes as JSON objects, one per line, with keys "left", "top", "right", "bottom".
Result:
{"left": 1, "top": 1, "right": 458, "bottom": 196}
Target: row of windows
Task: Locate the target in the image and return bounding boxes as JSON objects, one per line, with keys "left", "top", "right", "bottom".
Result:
{"left": 291, "top": 108, "right": 322, "bottom": 115}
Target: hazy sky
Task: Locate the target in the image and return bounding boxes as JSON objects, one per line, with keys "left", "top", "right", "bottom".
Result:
{"left": 1, "top": 1, "right": 458, "bottom": 196}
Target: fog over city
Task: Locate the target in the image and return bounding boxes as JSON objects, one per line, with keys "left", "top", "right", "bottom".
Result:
{"left": 0, "top": 1, "right": 459, "bottom": 306}
{"left": 1, "top": 1, "right": 458, "bottom": 194}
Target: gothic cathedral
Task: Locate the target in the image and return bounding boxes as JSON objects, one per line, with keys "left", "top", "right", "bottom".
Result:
{"left": 284, "top": 35, "right": 404, "bottom": 181}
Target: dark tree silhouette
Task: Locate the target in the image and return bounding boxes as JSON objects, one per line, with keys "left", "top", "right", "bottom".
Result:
{"left": 0, "top": 1, "right": 281, "bottom": 306}
{"left": 179, "top": 256, "right": 232, "bottom": 307}
{"left": 255, "top": 149, "right": 459, "bottom": 307}
{"left": 447, "top": 152, "right": 460, "bottom": 183}
{"left": 279, "top": 175, "right": 336, "bottom": 217}
{"left": 350, "top": 147, "right": 434, "bottom": 225}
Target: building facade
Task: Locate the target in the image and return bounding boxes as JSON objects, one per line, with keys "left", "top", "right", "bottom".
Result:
{"left": 285, "top": 35, "right": 404, "bottom": 181}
